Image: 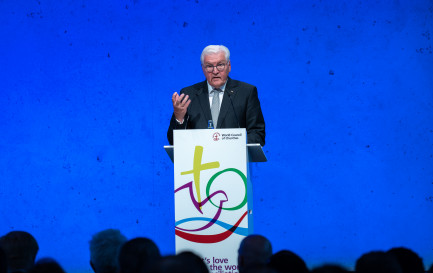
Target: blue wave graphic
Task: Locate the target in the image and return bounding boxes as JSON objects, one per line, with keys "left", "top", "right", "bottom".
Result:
{"left": 175, "top": 217, "right": 248, "bottom": 236}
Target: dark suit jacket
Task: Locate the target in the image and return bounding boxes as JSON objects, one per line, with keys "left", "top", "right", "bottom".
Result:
{"left": 167, "top": 78, "right": 265, "bottom": 146}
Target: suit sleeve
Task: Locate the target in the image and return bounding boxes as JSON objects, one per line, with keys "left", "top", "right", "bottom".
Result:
{"left": 245, "top": 86, "right": 266, "bottom": 146}
{"left": 167, "top": 88, "right": 191, "bottom": 145}
{"left": 167, "top": 113, "right": 189, "bottom": 145}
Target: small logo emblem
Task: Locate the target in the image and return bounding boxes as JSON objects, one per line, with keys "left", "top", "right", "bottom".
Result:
{"left": 212, "top": 132, "right": 220, "bottom": 141}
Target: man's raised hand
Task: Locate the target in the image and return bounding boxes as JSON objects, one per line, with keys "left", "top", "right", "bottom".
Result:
{"left": 172, "top": 92, "right": 191, "bottom": 123}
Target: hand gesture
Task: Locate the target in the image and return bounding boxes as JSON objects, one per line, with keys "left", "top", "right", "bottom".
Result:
{"left": 172, "top": 92, "right": 191, "bottom": 123}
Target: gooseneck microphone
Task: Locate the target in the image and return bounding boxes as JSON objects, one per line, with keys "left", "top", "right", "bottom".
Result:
{"left": 227, "top": 90, "right": 240, "bottom": 128}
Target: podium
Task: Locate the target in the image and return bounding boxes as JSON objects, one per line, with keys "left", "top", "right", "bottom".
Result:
{"left": 165, "top": 128, "right": 266, "bottom": 273}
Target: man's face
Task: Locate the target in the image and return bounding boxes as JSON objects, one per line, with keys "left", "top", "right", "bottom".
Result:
{"left": 202, "top": 51, "right": 231, "bottom": 89}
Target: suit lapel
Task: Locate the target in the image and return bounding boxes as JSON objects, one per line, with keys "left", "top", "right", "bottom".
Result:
{"left": 217, "top": 78, "right": 237, "bottom": 128}
{"left": 196, "top": 81, "right": 213, "bottom": 123}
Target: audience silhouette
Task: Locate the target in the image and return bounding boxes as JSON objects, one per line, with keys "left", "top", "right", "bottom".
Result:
{"left": 1, "top": 229, "right": 432, "bottom": 273}
{"left": 176, "top": 252, "right": 209, "bottom": 273}
{"left": 29, "top": 258, "right": 65, "bottom": 273}
{"left": 150, "top": 252, "right": 208, "bottom": 273}
{"left": 0, "top": 248, "right": 7, "bottom": 273}
{"left": 268, "top": 250, "right": 308, "bottom": 273}
{"left": 387, "top": 247, "right": 425, "bottom": 273}
{"left": 238, "top": 235, "right": 272, "bottom": 273}
{"left": 355, "top": 251, "right": 402, "bottom": 273}
{"left": 242, "top": 264, "right": 277, "bottom": 273}
{"left": 0, "top": 231, "right": 39, "bottom": 273}
{"left": 89, "top": 229, "right": 127, "bottom": 273}
{"left": 118, "top": 237, "right": 161, "bottom": 273}
{"left": 310, "top": 265, "right": 348, "bottom": 273}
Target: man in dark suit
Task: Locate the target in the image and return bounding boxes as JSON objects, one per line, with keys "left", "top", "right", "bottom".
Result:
{"left": 167, "top": 45, "right": 265, "bottom": 146}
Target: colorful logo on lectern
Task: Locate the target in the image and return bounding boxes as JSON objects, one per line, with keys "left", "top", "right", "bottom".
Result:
{"left": 212, "top": 132, "right": 221, "bottom": 141}
{"left": 175, "top": 145, "right": 248, "bottom": 243}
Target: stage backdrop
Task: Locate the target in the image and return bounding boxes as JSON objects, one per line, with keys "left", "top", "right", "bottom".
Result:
{"left": 1, "top": 0, "right": 432, "bottom": 271}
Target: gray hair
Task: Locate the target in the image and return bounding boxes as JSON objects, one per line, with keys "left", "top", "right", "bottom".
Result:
{"left": 89, "top": 229, "right": 127, "bottom": 273}
{"left": 200, "top": 45, "right": 230, "bottom": 64}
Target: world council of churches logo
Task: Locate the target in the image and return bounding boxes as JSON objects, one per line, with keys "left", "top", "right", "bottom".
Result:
{"left": 212, "top": 132, "right": 220, "bottom": 141}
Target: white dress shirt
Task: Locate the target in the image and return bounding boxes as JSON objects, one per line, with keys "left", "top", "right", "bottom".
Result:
{"left": 207, "top": 81, "right": 227, "bottom": 110}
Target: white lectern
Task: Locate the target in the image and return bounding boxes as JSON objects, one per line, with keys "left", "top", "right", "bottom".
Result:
{"left": 165, "top": 128, "right": 266, "bottom": 273}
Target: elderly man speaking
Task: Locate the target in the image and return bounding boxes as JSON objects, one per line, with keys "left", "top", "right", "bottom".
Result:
{"left": 167, "top": 45, "right": 265, "bottom": 146}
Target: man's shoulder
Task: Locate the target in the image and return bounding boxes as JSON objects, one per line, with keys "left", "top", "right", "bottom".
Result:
{"left": 228, "top": 78, "right": 256, "bottom": 90}
{"left": 228, "top": 79, "right": 257, "bottom": 92}
{"left": 180, "top": 81, "right": 206, "bottom": 95}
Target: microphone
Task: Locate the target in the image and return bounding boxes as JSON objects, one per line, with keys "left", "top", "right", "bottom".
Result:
{"left": 207, "top": 120, "right": 214, "bottom": 129}
{"left": 227, "top": 90, "right": 240, "bottom": 128}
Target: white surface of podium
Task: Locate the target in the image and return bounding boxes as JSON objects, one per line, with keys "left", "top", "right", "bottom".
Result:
{"left": 170, "top": 128, "right": 262, "bottom": 273}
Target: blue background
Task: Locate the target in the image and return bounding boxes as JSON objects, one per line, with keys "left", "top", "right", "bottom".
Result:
{"left": 1, "top": 0, "right": 432, "bottom": 272}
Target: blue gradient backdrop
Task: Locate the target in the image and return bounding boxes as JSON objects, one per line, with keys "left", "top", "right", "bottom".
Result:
{"left": 1, "top": 0, "right": 432, "bottom": 271}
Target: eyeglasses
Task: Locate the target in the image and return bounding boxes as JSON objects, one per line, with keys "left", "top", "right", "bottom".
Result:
{"left": 203, "top": 62, "right": 228, "bottom": 73}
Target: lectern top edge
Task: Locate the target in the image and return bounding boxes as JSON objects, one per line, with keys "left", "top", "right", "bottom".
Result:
{"left": 164, "top": 143, "right": 267, "bottom": 163}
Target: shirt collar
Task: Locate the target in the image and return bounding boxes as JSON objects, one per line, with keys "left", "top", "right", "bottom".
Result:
{"left": 207, "top": 81, "right": 227, "bottom": 94}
